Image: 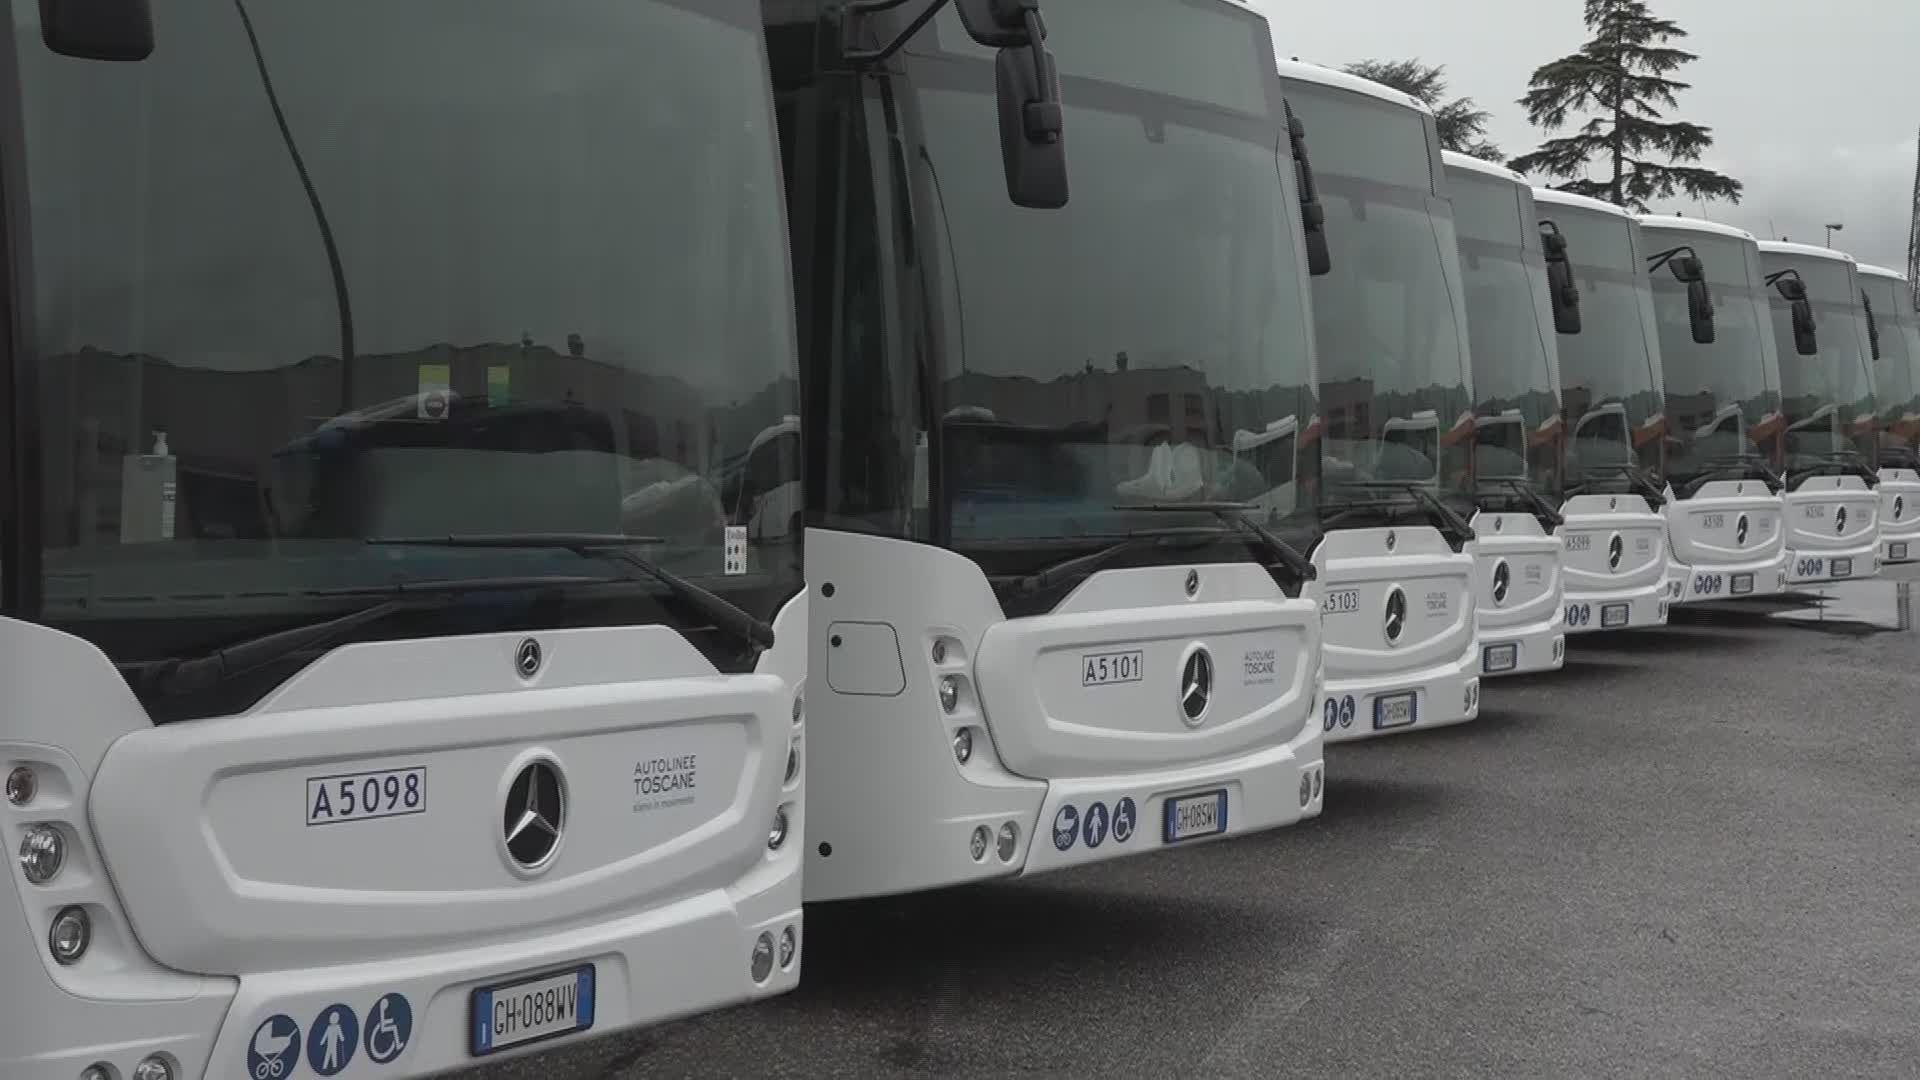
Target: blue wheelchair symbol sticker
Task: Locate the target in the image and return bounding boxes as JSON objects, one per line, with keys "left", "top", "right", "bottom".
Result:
{"left": 247, "top": 1014, "right": 302, "bottom": 1080}
{"left": 307, "top": 1003, "right": 358, "bottom": 1076}
{"left": 1052, "top": 804, "right": 1079, "bottom": 851}
{"left": 1338, "top": 695, "right": 1356, "bottom": 728}
{"left": 1082, "top": 802, "right": 1110, "bottom": 848}
{"left": 363, "top": 992, "right": 413, "bottom": 1065}
{"left": 1113, "top": 797, "right": 1137, "bottom": 843}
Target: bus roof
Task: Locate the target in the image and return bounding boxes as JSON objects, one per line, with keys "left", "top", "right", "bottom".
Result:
{"left": 1531, "top": 187, "right": 1634, "bottom": 219}
{"left": 1857, "top": 262, "right": 1907, "bottom": 283}
{"left": 1441, "top": 150, "right": 1525, "bottom": 187}
{"left": 1272, "top": 57, "right": 1435, "bottom": 117}
{"left": 1756, "top": 239, "right": 1854, "bottom": 267}
{"left": 1635, "top": 215, "right": 1757, "bottom": 244}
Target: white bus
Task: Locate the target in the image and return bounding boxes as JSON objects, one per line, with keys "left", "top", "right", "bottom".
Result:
{"left": 1442, "top": 152, "right": 1569, "bottom": 678}
{"left": 1635, "top": 216, "right": 1792, "bottom": 603}
{"left": 770, "top": 0, "right": 1327, "bottom": 902}
{"left": 4, "top": 2, "right": 806, "bottom": 1077}
{"left": 1530, "top": 190, "right": 1674, "bottom": 633}
{"left": 1277, "top": 64, "right": 1482, "bottom": 739}
{"left": 1756, "top": 242, "right": 1883, "bottom": 585}
{"left": 1856, "top": 265, "right": 1920, "bottom": 565}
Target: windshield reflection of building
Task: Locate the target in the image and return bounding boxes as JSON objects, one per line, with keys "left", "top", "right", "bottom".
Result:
{"left": 941, "top": 353, "right": 1310, "bottom": 522}
{"left": 38, "top": 342, "right": 797, "bottom": 551}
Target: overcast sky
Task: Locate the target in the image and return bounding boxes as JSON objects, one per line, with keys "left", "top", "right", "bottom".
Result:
{"left": 1254, "top": 0, "right": 1918, "bottom": 275}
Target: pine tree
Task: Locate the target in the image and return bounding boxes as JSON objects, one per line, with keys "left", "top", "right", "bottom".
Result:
{"left": 1344, "top": 59, "right": 1503, "bottom": 162}
{"left": 1509, "top": 0, "right": 1741, "bottom": 210}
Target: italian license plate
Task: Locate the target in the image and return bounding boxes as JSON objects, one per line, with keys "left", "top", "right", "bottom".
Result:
{"left": 1831, "top": 557, "right": 1853, "bottom": 578}
{"left": 1600, "top": 603, "right": 1630, "bottom": 628}
{"left": 1891, "top": 542, "right": 1909, "bottom": 561}
{"left": 1482, "top": 643, "right": 1518, "bottom": 673}
{"left": 1374, "top": 691, "right": 1417, "bottom": 729}
{"left": 471, "top": 964, "right": 596, "bottom": 1056}
{"left": 1081, "top": 649, "right": 1143, "bottom": 687}
{"left": 1163, "top": 790, "right": 1229, "bottom": 843}
{"left": 1730, "top": 573, "right": 1754, "bottom": 595}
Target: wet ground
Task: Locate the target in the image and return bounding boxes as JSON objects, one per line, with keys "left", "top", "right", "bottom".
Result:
{"left": 468, "top": 568, "right": 1920, "bottom": 1079}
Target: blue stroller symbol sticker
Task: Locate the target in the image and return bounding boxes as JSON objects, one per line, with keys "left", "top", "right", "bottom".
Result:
{"left": 247, "top": 1015, "right": 302, "bottom": 1080}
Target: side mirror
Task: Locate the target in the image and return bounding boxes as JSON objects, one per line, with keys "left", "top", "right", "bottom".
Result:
{"left": 39, "top": 0, "right": 153, "bottom": 60}
{"left": 956, "top": 0, "right": 1068, "bottom": 209}
{"left": 1687, "top": 278, "right": 1716, "bottom": 345}
{"left": 1770, "top": 273, "right": 1818, "bottom": 356}
{"left": 1539, "top": 221, "right": 1581, "bottom": 334}
{"left": 1284, "top": 103, "right": 1333, "bottom": 276}
{"left": 1863, "top": 290, "right": 1882, "bottom": 361}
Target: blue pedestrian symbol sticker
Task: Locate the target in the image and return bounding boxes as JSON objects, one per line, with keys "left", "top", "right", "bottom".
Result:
{"left": 1113, "top": 797, "right": 1137, "bottom": 843}
{"left": 363, "top": 992, "right": 413, "bottom": 1065}
{"left": 1052, "top": 804, "right": 1079, "bottom": 851}
{"left": 1322, "top": 698, "right": 1338, "bottom": 731}
{"left": 1082, "top": 802, "right": 1110, "bottom": 848}
{"left": 247, "top": 1014, "right": 302, "bottom": 1080}
{"left": 307, "top": 1003, "right": 358, "bottom": 1075}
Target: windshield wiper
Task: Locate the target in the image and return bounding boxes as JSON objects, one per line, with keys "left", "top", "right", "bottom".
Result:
{"left": 991, "top": 528, "right": 1214, "bottom": 598}
{"left": 367, "top": 533, "right": 775, "bottom": 649}
{"left": 1328, "top": 482, "right": 1476, "bottom": 544}
{"left": 1121, "top": 502, "right": 1317, "bottom": 583}
{"left": 1477, "top": 478, "right": 1565, "bottom": 529}
{"left": 1675, "top": 456, "right": 1783, "bottom": 498}
{"left": 1568, "top": 464, "right": 1668, "bottom": 508}
{"left": 117, "top": 573, "right": 629, "bottom": 699}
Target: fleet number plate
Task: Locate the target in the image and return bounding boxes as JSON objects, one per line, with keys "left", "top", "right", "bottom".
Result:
{"left": 1163, "top": 790, "right": 1229, "bottom": 843}
{"left": 1831, "top": 557, "right": 1853, "bottom": 578}
{"left": 1730, "top": 573, "right": 1754, "bottom": 595}
{"left": 1081, "top": 649, "right": 1143, "bottom": 687}
{"left": 1322, "top": 588, "right": 1360, "bottom": 615}
{"left": 1374, "top": 692, "right": 1417, "bottom": 729}
{"left": 306, "top": 767, "right": 426, "bottom": 826}
{"left": 1600, "top": 603, "right": 1630, "bottom": 628}
{"left": 471, "top": 965, "right": 596, "bottom": 1056}
{"left": 1891, "top": 542, "right": 1910, "bottom": 561}
{"left": 1564, "top": 534, "right": 1591, "bottom": 552}
{"left": 1482, "top": 643, "right": 1518, "bottom": 673}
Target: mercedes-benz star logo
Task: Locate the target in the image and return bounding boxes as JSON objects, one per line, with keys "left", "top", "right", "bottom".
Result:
{"left": 1385, "top": 530, "right": 1397, "bottom": 552}
{"left": 1896, "top": 496, "right": 1906, "bottom": 521}
{"left": 1735, "top": 514, "right": 1750, "bottom": 546}
{"left": 1384, "top": 587, "right": 1408, "bottom": 645}
{"left": 1607, "top": 533, "right": 1625, "bottom": 571}
{"left": 1184, "top": 569, "right": 1200, "bottom": 597}
{"left": 1179, "top": 648, "right": 1213, "bottom": 727}
{"left": 1491, "top": 560, "right": 1511, "bottom": 605}
{"left": 503, "top": 760, "right": 565, "bottom": 870}
{"left": 1836, "top": 506, "right": 1848, "bottom": 534}
{"left": 515, "top": 638, "right": 542, "bottom": 679}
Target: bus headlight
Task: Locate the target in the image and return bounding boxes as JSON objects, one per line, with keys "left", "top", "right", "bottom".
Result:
{"left": 969, "top": 824, "right": 990, "bottom": 861}
{"left": 779, "top": 925, "right": 798, "bottom": 969}
{"left": 938, "top": 675, "right": 960, "bottom": 713}
{"left": 750, "top": 932, "right": 775, "bottom": 983}
{"left": 767, "top": 807, "right": 790, "bottom": 851}
{"left": 952, "top": 727, "right": 973, "bottom": 764}
{"left": 785, "top": 742, "right": 800, "bottom": 784}
{"left": 996, "top": 822, "right": 1019, "bottom": 862}
{"left": 49, "top": 905, "right": 90, "bottom": 964}
{"left": 1299, "top": 774, "right": 1312, "bottom": 807}
{"left": 5, "top": 766, "right": 35, "bottom": 806}
{"left": 133, "top": 1056, "right": 177, "bottom": 1080}
{"left": 19, "top": 824, "right": 64, "bottom": 884}
{"left": 80, "top": 1064, "right": 112, "bottom": 1080}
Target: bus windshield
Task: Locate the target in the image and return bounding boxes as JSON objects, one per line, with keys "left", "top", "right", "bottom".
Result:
{"left": 1861, "top": 273, "right": 1920, "bottom": 466}
{"left": 1282, "top": 80, "right": 1474, "bottom": 516}
{"left": 11, "top": 0, "right": 799, "bottom": 680}
{"left": 1761, "top": 253, "right": 1879, "bottom": 471}
{"left": 906, "top": 0, "right": 1320, "bottom": 551}
{"left": 1644, "top": 230, "right": 1782, "bottom": 486}
{"left": 1540, "top": 204, "right": 1667, "bottom": 488}
{"left": 1448, "top": 167, "right": 1563, "bottom": 495}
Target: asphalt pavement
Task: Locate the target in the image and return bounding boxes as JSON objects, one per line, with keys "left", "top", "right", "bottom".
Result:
{"left": 466, "top": 570, "right": 1920, "bottom": 1079}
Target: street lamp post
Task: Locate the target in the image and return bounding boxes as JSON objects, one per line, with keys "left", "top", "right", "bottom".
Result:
{"left": 1825, "top": 222, "right": 1844, "bottom": 247}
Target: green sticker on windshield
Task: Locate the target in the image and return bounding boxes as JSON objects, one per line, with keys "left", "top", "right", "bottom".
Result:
{"left": 487, "top": 365, "right": 511, "bottom": 407}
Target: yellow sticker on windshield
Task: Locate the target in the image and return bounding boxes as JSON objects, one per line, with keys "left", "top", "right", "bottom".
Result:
{"left": 417, "top": 363, "right": 451, "bottom": 420}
